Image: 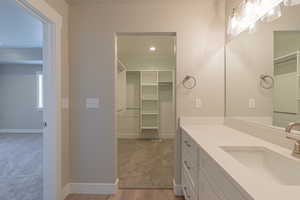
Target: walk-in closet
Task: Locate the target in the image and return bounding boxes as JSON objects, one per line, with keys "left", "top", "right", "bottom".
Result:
{"left": 116, "top": 34, "right": 176, "bottom": 189}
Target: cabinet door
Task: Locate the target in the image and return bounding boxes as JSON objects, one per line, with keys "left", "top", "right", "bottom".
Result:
{"left": 199, "top": 173, "right": 221, "bottom": 200}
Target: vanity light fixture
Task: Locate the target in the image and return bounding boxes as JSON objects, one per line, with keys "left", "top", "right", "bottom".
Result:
{"left": 283, "top": 0, "right": 300, "bottom": 6}
{"left": 227, "top": 0, "right": 288, "bottom": 37}
{"left": 242, "top": 0, "right": 258, "bottom": 20}
{"left": 261, "top": 4, "right": 282, "bottom": 22}
{"left": 227, "top": 8, "right": 240, "bottom": 36}
{"left": 248, "top": 22, "right": 257, "bottom": 33}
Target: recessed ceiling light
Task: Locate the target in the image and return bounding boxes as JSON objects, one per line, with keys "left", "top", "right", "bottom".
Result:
{"left": 149, "top": 46, "right": 156, "bottom": 52}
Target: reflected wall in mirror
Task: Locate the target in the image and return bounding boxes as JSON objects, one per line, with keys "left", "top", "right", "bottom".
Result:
{"left": 226, "top": 2, "right": 300, "bottom": 130}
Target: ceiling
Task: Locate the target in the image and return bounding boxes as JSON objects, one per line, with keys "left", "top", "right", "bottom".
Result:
{"left": 118, "top": 35, "right": 176, "bottom": 58}
{"left": 117, "top": 35, "right": 176, "bottom": 67}
{"left": 0, "top": 0, "right": 43, "bottom": 48}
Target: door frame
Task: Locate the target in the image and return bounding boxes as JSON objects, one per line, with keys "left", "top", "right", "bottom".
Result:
{"left": 16, "top": 0, "right": 63, "bottom": 200}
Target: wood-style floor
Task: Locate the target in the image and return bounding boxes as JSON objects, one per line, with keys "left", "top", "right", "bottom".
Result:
{"left": 65, "top": 190, "right": 184, "bottom": 200}
{"left": 118, "top": 139, "right": 174, "bottom": 189}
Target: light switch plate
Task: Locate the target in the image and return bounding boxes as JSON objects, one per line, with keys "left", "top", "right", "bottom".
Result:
{"left": 196, "top": 98, "right": 203, "bottom": 108}
{"left": 86, "top": 98, "right": 100, "bottom": 109}
{"left": 249, "top": 98, "right": 256, "bottom": 109}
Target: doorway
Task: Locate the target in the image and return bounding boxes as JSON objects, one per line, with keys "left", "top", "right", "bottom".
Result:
{"left": 0, "top": 0, "right": 62, "bottom": 200}
{"left": 116, "top": 33, "right": 177, "bottom": 189}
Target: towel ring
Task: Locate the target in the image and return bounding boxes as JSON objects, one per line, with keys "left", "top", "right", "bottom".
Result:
{"left": 260, "top": 74, "right": 274, "bottom": 89}
{"left": 182, "top": 75, "right": 197, "bottom": 89}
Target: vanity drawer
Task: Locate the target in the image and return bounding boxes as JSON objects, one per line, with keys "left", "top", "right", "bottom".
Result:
{"left": 182, "top": 130, "right": 197, "bottom": 154}
{"left": 199, "top": 149, "right": 249, "bottom": 200}
{"left": 182, "top": 130, "right": 197, "bottom": 187}
{"left": 182, "top": 166, "right": 196, "bottom": 200}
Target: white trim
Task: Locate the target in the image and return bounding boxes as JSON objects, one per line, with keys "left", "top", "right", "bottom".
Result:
{"left": 173, "top": 179, "right": 183, "bottom": 196}
{"left": 16, "top": 1, "right": 63, "bottom": 200}
{"left": 117, "top": 133, "right": 175, "bottom": 139}
{"left": 62, "top": 184, "right": 71, "bottom": 200}
{"left": 0, "top": 129, "right": 43, "bottom": 134}
{"left": 63, "top": 179, "right": 119, "bottom": 196}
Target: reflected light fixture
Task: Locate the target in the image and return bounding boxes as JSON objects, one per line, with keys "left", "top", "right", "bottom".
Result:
{"left": 227, "top": 0, "right": 300, "bottom": 37}
{"left": 284, "top": 0, "right": 300, "bottom": 6}
{"left": 261, "top": 4, "right": 282, "bottom": 22}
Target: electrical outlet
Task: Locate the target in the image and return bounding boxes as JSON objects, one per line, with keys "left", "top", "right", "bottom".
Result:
{"left": 249, "top": 98, "right": 256, "bottom": 109}
{"left": 196, "top": 98, "right": 203, "bottom": 108}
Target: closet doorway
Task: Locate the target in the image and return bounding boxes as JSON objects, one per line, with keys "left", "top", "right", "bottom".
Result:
{"left": 116, "top": 33, "right": 176, "bottom": 189}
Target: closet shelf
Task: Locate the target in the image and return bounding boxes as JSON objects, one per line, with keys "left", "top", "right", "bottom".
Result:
{"left": 142, "top": 112, "right": 159, "bottom": 115}
{"left": 142, "top": 98, "right": 159, "bottom": 101}
{"left": 159, "top": 81, "right": 172, "bottom": 83}
{"left": 274, "top": 51, "right": 299, "bottom": 65}
{"left": 126, "top": 107, "right": 140, "bottom": 110}
{"left": 142, "top": 83, "right": 158, "bottom": 86}
{"left": 141, "top": 126, "right": 159, "bottom": 130}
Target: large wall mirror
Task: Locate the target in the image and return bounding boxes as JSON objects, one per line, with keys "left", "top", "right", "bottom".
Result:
{"left": 226, "top": 3, "right": 300, "bottom": 130}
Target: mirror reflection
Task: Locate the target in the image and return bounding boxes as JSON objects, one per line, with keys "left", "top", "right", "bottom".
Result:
{"left": 226, "top": 4, "right": 300, "bottom": 129}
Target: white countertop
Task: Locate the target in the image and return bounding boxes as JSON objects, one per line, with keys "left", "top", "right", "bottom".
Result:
{"left": 180, "top": 123, "right": 300, "bottom": 200}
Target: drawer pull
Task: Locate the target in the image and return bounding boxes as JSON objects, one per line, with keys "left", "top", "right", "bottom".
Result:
{"left": 184, "top": 140, "right": 192, "bottom": 147}
{"left": 183, "top": 186, "right": 191, "bottom": 199}
{"left": 184, "top": 161, "right": 191, "bottom": 170}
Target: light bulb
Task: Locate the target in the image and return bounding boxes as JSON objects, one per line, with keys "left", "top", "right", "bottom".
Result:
{"left": 261, "top": 5, "right": 282, "bottom": 22}
{"left": 244, "top": 0, "right": 255, "bottom": 17}
{"left": 227, "top": 9, "right": 240, "bottom": 36}
{"left": 231, "top": 16, "right": 238, "bottom": 29}
{"left": 267, "top": 8, "right": 274, "bottom": 15}
{"left": 149, "top": 46, "right": 156, "bottom": 52}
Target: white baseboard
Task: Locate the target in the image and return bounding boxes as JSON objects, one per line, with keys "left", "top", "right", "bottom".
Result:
{"left": 63, "top": 179, "right": 119, "bottom": 198}
{"left": 62, "top": 184, "right": 71, "bottom": 200}
{"left": 0, "top": 129, "right": 43, "bottom": 134}
{"left": 173, "top": 179, "right": 183, "bottom": 196}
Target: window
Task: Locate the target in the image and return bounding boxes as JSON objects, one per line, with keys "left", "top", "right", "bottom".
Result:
{"left": 37, "top": 72, "right": 43, "bottom": 109}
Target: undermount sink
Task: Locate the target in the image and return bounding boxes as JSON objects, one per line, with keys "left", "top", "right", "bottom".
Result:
{"left": 220, "top": 146, "right": 300, "bottom": 185}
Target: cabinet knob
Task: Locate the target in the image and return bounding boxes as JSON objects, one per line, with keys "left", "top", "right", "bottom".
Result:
{"left": 184, "top": 140, "right": 191, "bottom": 147}
{"left": 184, "top": 161, "right": 191, "bottom": 170}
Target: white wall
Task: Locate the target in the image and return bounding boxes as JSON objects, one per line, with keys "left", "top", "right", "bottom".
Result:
{"left": 0, "top": 64, "right": 43, "bottom": 130}
{"left": 0, "top": 48, "right": 42, "bottom": 61}
{"left": 69, "top": 0, "right": 225, "bottom": 184}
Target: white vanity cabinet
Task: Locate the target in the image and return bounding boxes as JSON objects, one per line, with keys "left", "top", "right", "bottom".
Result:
{"left": 198, "top": 170, "right": 222, "bottom": 200}
{"left": 181, "top": 129, "right": 250, "bottom": 200}
{"left": 181, "top": 130, "right": 198, "bottom": 200}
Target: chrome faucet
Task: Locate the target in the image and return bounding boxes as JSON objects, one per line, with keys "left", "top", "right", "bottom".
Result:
{"left": 285, "top": 122, "right": 300, "bottom": 155}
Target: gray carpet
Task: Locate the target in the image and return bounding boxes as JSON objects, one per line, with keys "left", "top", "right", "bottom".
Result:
{"left": 118, "top": 139, "right": 174, "bottom": 189}
{"left": 0, "top": 133, "right": 43, "bottom": 200}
